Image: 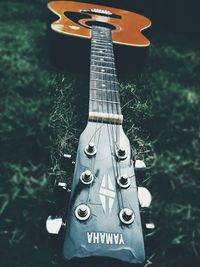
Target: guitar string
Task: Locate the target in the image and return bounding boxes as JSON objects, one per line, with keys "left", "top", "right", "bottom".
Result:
{"left": 86, "top": 26, "right": 107, "bottom": 205}
{"left": 111, "top": 26, "right": 127, "bottom": 211}
{"left": 98, "top": 26, "right": 125, "bottom": 212}
{"left": 86, "top": 26, "right": 126, "bottom": 212}
{"left": 103, "top": 26, "right": 120, "bottom": 214}
{"left": 102, "top": 26, "right": 125, "bottom": 212}
{"left": 109, "top": 30, "right": 125, "bottom": 212}
{"left": 95, "top": 26, "right": 119, "bottom": 213}
{"left": 86, "top": 26, "right": 100, "bottom": 204}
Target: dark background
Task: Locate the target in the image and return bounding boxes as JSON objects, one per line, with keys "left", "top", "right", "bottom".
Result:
{"left": 0, "top": 0, "right": 199, "bottom": 267}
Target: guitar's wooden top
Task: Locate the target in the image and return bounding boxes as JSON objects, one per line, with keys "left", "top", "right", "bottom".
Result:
{"left": 48, "top": 1, "right": 151, "bottom": 47}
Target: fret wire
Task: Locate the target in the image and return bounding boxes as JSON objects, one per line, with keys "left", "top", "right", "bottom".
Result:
{"left": 91, "top": 70, "right": 117, "bottom": 77}
{"left": 91, "top": 66, "right": 116, "bottom": 76}
{"left": 92, "top": 46, "right": 113, "bottom": 51}
{"left": 91, "top": 79, "right": 119, "bottom": 84}
{"left": 92, "top": 40, "right": 113, "bottom": 44}
{"left": 91, "top": 58, "right": 115, "bottom": 64}
{"left": 92, "top": 54, "right": 114, "bottom": 58}
{"left": 91, "top": 99, "right": 120, "bottom": 104}
{"left": 91, "top": 54, "right": 115, "bottom": 59}
{"left": 92, "top": 43, "right": 113, "bottom": 49}
{"left": 91, "top": 88, "right": 118, "bottom": 92}
{"left": 91, "top": 51, "right": 114, "bottom": 57}
{"left": 91, "top": 49, "right": 114, "bottom": 55}
{"left": 91, "top": 62, "right": 115, "bottom": 68}
{"left": 92, "top": 56, "right": 115, "bottom": 62}
{"left": 91, "top": 65, "right": 116, "bottom": 70}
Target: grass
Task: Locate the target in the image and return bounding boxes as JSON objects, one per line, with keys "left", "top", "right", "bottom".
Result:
{"left": 0, "top": 1, "right": 200, "bottom": 267}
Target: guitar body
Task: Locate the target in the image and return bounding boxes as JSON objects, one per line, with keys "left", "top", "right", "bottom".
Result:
{"left": 64, "top": 122, "right": 145, "bottom": 264}
{"left": 47, "top": 1, "right": 153, "bottom": 266}
{"left": 48, "top": 1, "right": 151, "bottom": 47}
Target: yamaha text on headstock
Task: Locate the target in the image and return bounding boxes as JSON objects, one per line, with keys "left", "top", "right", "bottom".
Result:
{"left": 46, "top": 1, "right": 154, "bottom": 266}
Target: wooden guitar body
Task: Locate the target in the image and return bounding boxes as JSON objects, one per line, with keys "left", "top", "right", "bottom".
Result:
{"left": 48, "top": 1, "right": 151, "bottom": 47}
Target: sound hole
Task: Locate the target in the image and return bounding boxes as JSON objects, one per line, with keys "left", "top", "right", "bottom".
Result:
{"left": 64, "top": 11, "right": 91, "bottom": 23}
{"left": 86, "top": 21, "right": 116, "bottom": 30}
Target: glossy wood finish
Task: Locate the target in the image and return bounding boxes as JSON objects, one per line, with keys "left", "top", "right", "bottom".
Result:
{"left": 48, "top": 1, "right": 151, "bottom": 47}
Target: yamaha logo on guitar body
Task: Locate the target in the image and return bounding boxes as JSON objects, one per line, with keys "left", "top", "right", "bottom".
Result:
{"left": 46, "top": 1, "right": 154, "bottom": 266}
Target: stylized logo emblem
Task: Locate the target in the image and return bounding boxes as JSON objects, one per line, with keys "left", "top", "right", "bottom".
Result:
{"left": 87, "top": 231, "right": 125, "bottom": 245}
{"left": 99, "top": 175, "right": 116, "bottom": 214}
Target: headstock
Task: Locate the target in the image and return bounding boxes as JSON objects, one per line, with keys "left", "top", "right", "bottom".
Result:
{"left": 47, "top": 121, "right": 154, "bottom": 264}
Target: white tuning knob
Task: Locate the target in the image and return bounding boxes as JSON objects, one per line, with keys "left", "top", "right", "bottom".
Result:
{"left": 137, "top": 187, "right": 152, "bottom": 207}
{"left": 46, "top": 216, "right": 64, "bottom": 234}
{"left": 145, "top": 222, "right": 155, "bottom": 230}
{"left": 135, "top": 159, "right": 146, "bottom": 170}
{"left": 63, "top": 154, "right": 76, "bottom": 165}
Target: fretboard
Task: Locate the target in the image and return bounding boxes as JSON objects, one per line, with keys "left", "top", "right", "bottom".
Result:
{"left": 89, "top": 25, "right": 123, "bottom": 124}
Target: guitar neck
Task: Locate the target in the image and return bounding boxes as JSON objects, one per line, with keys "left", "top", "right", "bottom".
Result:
{"left": 89, "top": 25, "right": 123, "bottom": 124}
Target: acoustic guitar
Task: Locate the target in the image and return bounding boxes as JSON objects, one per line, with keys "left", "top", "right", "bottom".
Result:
{"left": 46, "top": 1, "right": 154, "bottom": 266}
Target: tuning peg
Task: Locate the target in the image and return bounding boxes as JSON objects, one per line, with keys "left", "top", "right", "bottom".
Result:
{"left": 134, "top": 159, "right": 146, "bottom": 179}
{"left": 138, "top": 187, "right": 152, "bottom": 207}
{"left": 145, "top": 222, "right": 155, "bottom": 230}
{"left": 63, "top": 154, "right": 75, "bottom": 165}
{"left": 55, "top": 176, "right": 68, "bottom": 190}
{"left": 46, "top": 215, "right": 65, "bottom": 234}
{"left": 135, "top": 159, "right": 146, "bottom": 171}
{"left": 140, "top": 205, "right": 155, "bottom": 233}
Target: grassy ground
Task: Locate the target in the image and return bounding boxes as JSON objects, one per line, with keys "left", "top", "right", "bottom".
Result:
{"left": 0, "top": 1, "right": 200, "bottom": 267}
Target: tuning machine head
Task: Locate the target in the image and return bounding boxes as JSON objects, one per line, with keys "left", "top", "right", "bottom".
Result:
{"left": 75, "top": 204, "right": 91, "bottom": 221}
{"left": 85, "top": 142, "right": 97, "bottom": 156}
{"left": 117, "top": 174, "right": 131, "bottom": 188}
{"left": 135, "top": 159, "right": 146, "bottom": 170}
{"left": 54, "top": 175, "right": 71, "bottom": 193}
{"left": 46, "top": 215, "right": 65, "bottom": 234}
{"left": 80, "top": 170, "right": 94, "bottom": 185}
{"left": 145, "top": 223, "right": 155, "bottom": 230}
{"left": 116, "top": 146, "right": 127, "bottom": 160}
{"left": 138, "top": 187, "right": 152, "bottom": 208}
{"left": 119, "top": 208, "right": 135, "bottom": 225}
{"left": 134, "top": 159, "right": 146, "bottom": 179}
{"left": 63, "top": 153, "right": 76, "bottom": 165}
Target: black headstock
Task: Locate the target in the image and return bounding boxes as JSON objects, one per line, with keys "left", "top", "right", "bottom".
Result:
{"left": 61, "top": 121, "right": 146, "bottom": 264}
